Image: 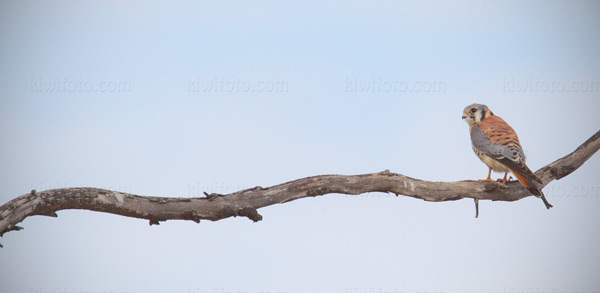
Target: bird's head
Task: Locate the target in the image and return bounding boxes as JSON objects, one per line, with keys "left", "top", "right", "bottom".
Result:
{"left": 462, "top": 103, "right": 494, "bottom": 126}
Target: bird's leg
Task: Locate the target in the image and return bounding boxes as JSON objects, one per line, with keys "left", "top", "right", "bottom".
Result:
{"left": 497, "top": 172, "right": 513, "bottom": 182}
{"left": 478, "top": 167, "right": 494, "bottom": 182}
{"left": 497, "top": 172, "right": 509, "bottom": 183}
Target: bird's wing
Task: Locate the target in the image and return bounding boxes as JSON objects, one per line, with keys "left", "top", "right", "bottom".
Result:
{"left": 471, "top": 116, "right": 542, "bottom": 188}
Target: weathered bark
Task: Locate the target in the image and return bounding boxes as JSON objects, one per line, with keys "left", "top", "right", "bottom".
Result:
{"left": 1, "top": 130, "right": 599, "bottom": 246}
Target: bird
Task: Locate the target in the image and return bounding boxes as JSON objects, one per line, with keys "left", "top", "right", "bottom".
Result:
{"left": 462, "top": 103, "right": 552, "bottom": 209}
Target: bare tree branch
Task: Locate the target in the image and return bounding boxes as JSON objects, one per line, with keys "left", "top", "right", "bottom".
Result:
{"left": 1, "top": 130, "right": 599, "bottom": 246}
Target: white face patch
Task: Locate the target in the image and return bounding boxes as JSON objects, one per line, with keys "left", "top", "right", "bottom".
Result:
{"left": 474, "top": 109, "right": 483, "bottom": 123}
{"left": 463, "top": 110, "right": 477, "bottom": 125}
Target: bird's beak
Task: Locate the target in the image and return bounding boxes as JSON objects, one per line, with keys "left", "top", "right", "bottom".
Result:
{"left": 462, "top": 113, "right": 467, "bottom": 120}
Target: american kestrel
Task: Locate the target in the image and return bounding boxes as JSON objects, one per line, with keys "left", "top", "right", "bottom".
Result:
{"left": 462, "top": 103, "right": 552, "bottom": 209}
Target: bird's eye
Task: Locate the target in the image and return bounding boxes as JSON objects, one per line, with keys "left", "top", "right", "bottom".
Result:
{"left": 470, "top": 108, "right": 476, "bottom": 113}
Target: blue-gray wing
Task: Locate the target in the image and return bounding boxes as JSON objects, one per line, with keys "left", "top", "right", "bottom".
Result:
{"left": 470, "top": 124, "right": 540, "bottom": 186}
{"left": 470, "top": 125, "right": 525, "bottom": 163}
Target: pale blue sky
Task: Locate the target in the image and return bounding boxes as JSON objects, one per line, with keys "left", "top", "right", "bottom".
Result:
{"left": 1, "top": 1, "right": 600, "bottom": 293}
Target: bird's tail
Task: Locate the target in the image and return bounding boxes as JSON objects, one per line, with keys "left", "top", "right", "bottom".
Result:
{"left": 511, "top": 171, "right": 553, "bottom": 209}
{"left": 526, "top": 187, "right": 553, "bottom": 209}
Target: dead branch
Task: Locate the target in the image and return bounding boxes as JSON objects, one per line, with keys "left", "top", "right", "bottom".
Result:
{"left": 1, "top": 130, "right": 599, "bottom": 246}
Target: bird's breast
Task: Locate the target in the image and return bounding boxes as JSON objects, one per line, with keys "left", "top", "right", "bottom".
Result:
{"left": 472, "top": 145, "right": 510, "bottom": 172}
